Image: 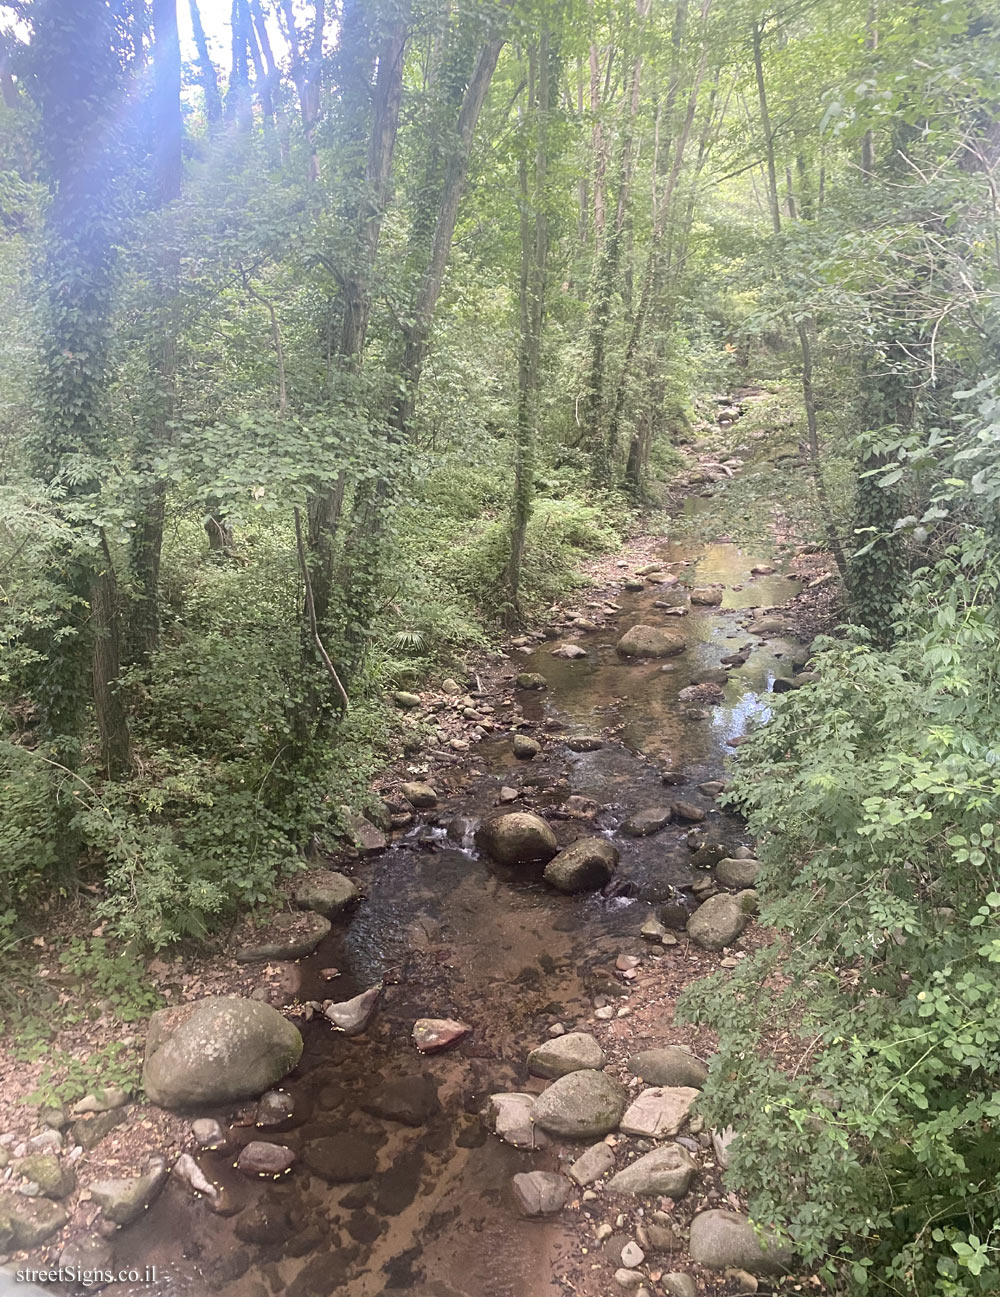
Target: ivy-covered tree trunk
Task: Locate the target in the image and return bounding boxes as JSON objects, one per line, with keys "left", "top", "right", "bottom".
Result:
{"left": 30, "top": 0, "right": 131, "bottom": 777}
{"left": 127, "top": 0, "right": 182, "bottom": 666}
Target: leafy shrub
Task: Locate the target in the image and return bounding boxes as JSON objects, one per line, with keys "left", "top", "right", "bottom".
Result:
{"left": 680, "top": 535, "right": 1000, "bottom": 1295}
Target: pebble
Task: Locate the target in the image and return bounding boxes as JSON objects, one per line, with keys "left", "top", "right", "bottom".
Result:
{"left": 547, "top": 1022, "right": 566, "bottom": 1037}
{"left": 621, "top": 1241, "right": 645, "bottom": 1267}
{"left": 236, "top": 1141, "right": 295, "bottom": 1177}
{"left": 594, "top": 1006, "right": 615, "bottom": 1020}
{"left": 595, "top": 1223, "right": 614, "bottom": 1241}
{"left": 615, "top": 1270, "right": 645, "bottom": 1289}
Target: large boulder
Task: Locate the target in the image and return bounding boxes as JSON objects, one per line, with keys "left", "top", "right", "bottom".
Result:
{"left": 688, "top": 1209, "right": 793, "bottom": 1275}
{"left": 628, "top": 1047, "right": 708, "bottom": 1089}
{"left": 531, "top": 1070, "right": 627, "bottom": 1139}
{"left": 607, "top": 1144, "right": 698, "bottom": 1197}
{"left": 0, "top": 1195, "right": 68, "bottom": 1250}
{"left": 476, "top": 812, "right": 558, "bottom": 866}
{"left": 527, "top": 1032, "right": 605, "bottom": 1078}
{"left": 543, "top": 839, "right": 618, "bottom": 893}
{"left": 142, "top": 997, "right": 303, "bottom": 1110}
{"left": 686, "top": 894, "right": 748, "bottom": 950}
{"left": 616, "top": 626, "right": 685, "bottom": 659}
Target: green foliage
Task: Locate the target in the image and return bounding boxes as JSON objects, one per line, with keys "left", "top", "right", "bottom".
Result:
{"left": 25, "top": 1041, "right": 141, "bottom": 1110}
{"left": 681, "top": 534, "right": 1000, "bottom": 1295}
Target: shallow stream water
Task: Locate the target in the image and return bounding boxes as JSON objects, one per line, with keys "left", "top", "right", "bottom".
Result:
{"left": 106, "top": 505, "right": 802, "bottom": 1297}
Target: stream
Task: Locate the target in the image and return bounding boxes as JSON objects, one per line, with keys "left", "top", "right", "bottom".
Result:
{"left": 106, "top": 493, "right": 804, "bottom": 1297}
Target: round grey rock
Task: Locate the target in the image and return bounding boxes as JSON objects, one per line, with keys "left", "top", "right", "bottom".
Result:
{"left": 476, "top": 812, "right": 558, "bottom": 866}
{"left": 543, "top": 839, "right": 618, "bottom": 893}
{"left": 628, "top": 1046, "right": 708, "bottom": 1089}
{"left": 511, "top": 1171, "right": 571, "bottom": 1217}
{"left": 688, "top": 1209, "right": 793, "bottom": 1275}
{"left": 142, "top": 997, "right": 303, "bottom": 1110}
{"left": 531, "top": 1070, "right": 627, "bottom": 1139}
{"left": 527, "top": 1032, "right": 605, "bottom": 1078}
{"left": 686, "top": 894, "right": 748, "bottom": 950}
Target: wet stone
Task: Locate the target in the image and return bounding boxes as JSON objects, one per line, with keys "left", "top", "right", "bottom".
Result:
{"left": 687, "top": 894, "right": 749, "bottom": 950}
{"left": 192, "top": 1118, "right": 226, "bottom": 1150}
{"left": 565, "top": 735, "right": 604, "bottom": 751}
{"left": 511, "top": 1171, "right": 571, "bottom": 1217}
{"left": 59, "top": 1234, "right": 114, "bottom": 1278}
{"left": 303, "top": 1134, "right": 376, "bottom": 1183}
{"left": 362, "top": 1075, "right": 441, "bottom": 1127}
{"left": 235, "top": 1204, "right": 295, "bottom": 1245}
{"left": 325, "top": 985, "right": 381, "bottom": 1036}
{"left": 621, "top": 807, "right": 673, "bottom": 837}
{"left": 256, "top": 1089, "right": 295, "bottom": 1127}
{"left": 543, "top": 839, "right": 618, "bottom": 893}
{"left": 412, "top": 1018, "right": 471, "bottom": 1053}
{"left": 671, "top": 800, "right": 706, "bottom": 823}
{"left": 236, "top": 1141, "right": 295, "bottom": 1177}
{"left": 513, "top": 735, "right": 541, "bottom": 759}
{"left": 486, "top": 1093, "right": 546, "bottom": 1149}
{"left": 516, "top": 672, "right": 548, "bottom": 690}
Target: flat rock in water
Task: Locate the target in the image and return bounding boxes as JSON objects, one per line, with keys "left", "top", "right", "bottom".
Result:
{"left": 362, "top": 1074, "right": 441, "bottom": 1127}
{"left": 568, "top": 1141, "right": 616, "bottom": 1186}
{"left": 619, "top": 1086, "right": 699, "bottom": 1138}
{"left": 303, "top": 1134, "right": 376, "bottom": 1183}
{"left": 716, "top": 857, "right": 760, "bottom": 889}
{"left": 256, "top": 1089, "right": 294, "bottom": 1126}
{"left": 294, "top": 872, "right": 359, "bottom": 918}
{"left": 527, "top": 1032, "right": 605, "bottom": 1078}
{"left": 88, "top": 1158, "right": 168, "bottom": 1225}
{"left": 413, "top": 1018, "right": 471, "bottom": 1052}
{"left": 543, "top": 839, "right": 618, "bottom": 893}
{"left": 236, "top": 911, "right": 331, "bottom": 962}
{"left": 686, "top": 894, "right": 748, "bottom": 950}
{"left": 616, "top": 626, "right": 685, "bottom": 659}
{"left": 690, "top": 588, "right": 723, "bottom": 605}
{"left": 342, "top": 813, "right": 387, "bottom": 854}
{"left": 476, "top": 812, "right": 558, "bottom": 866}
{"left": 565, "top": 735, "right": 604, "bottom": 752}
{"left": 551, "top": 642, "right": 587, "bottom": 659}
{"left": 325, "top": 985, "right": 381, "bottom": 1036}
{"left": 621, "top": 807, "right": 673, "bottom": 837}
{"left": 236, "top": 1141, "right": 295, "bottom": 1177}
{"left": 400, "top": 781, "right": 438, "bottom": 808}
{"left": 142, "top": 997, "right": 303, "bottom": 1110}
{"left": 486, "top": 1093, "right": 546, "bottom": 1149}
{"left": 688, "top": 1209, "right": 793, "bottom": 1275}
{"left": 607, "top": 1143, "right": 697, "bottom": 1197}
{"left": 628, "top": 1047, "right": 708, "bottom": 1090}
{"left": 671, "top": 800, "right": 706, "bottom": 823}
{"left": 516, "top": 672, "right": 548, "bottom": 690}
{"left": 532, "top": 1070, "right": 627, "bottom": 1139}
{"left": 513, "top": 735, "right": 541, "bottom": 759}
{"left": 511, "top": 1171, "right": 571, "bottom": 1217}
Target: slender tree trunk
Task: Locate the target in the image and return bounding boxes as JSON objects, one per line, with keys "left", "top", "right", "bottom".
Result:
{"left": 504, "top": 36, "right": 552, "bottom": 624}
{"left": 127, "top": 0, "right": 182, "bottom": 666}
{"left": 280, "top": 0, "right": 324, "bottom": 179}
{"left": 752, "top": 19, "right": 781, "bottom": 236}
{"left": 188, "top": 0, "right": 221, "bottom": 124}
{"left": 797, "top": 318, "right": 848, "bottom": 578}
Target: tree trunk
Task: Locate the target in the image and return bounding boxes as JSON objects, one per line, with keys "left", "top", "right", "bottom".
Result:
{"left": 752, "top": 19, "right": 781, "bottom": 236}
{"left": 188, "top": 0, "right": 221, "bottom": 124}
{"left": 127, "top": 0, "right": 182, "bottom": 666}
{"left": 504, "top": 36, "right": 553, "bottom": 624}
